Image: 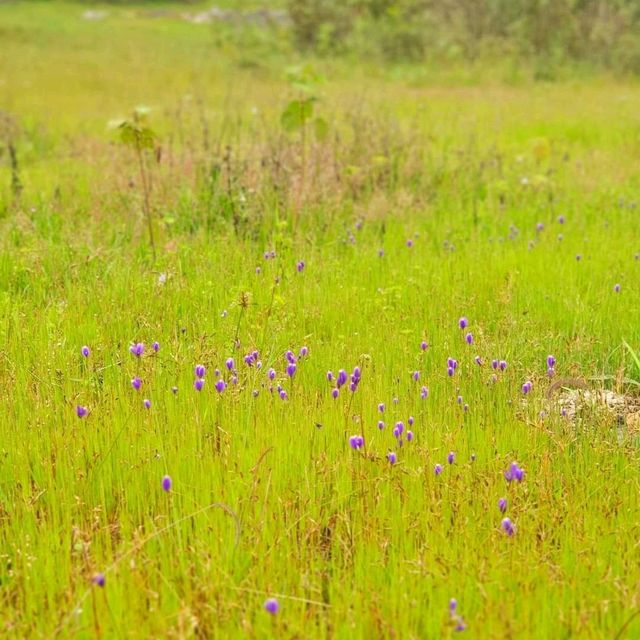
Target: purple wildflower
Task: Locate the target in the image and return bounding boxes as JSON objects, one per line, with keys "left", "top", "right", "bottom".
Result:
{"left": 447, "top": 451, "right": 455, "bottom": 464}
{"left": 408, "top": 415, "right": 414, "bottom": 426}
{"left": 522, "top": 381, "right": 533, "bottom": 394}
{"left": 81, "top": 346, "right": 90, "bottom": 358}
{"left": 406, "top": 430, "right": 413, "bottom": 442}
{"left": 215, "top": 379, "right": 226, "bottom": 394}
{"left": 296, "top": 261, "right": 305, "bottom": 273}
{"left": 378, "top": 420, "right": 385, "bottom": 430}
{"left": 499, "top": 360, "right": 507, "bottom": 371}
{"left": 491, "top": 359, "right": 499, "bottom": 370}
{"left": 279, "top": 389, "right": 288, "bottom": 401}
{"left": 268, "top": 368, "right": 276, "bottom": 381}
{"left": 420, "top": 386, "right": 429, "bottom": 399}
{"left": 614, "top": 283, "right": 621, "bottom": 293}
{"left": 131, "top": 377, "right": 142, "bottom": 390}
{"left": 194, "top": 378, "right": 205, "bottom": 391}
{"left": 299, "top": 346, "right": 308, "bottom": 357}
{"left": 420, "top": 340, "right": 428, "bottom": 351}
{"left": 331, "top": 388, "right": 339, "bottom": 399}
{"left": 327, "top": 371, "right": 334, "bottom": 382}
{"left": 498, "top": 497, "right": 507, "bottom": 513}
{"left": 474, "top": 355, "right": 482, "bottom": 366}
{"left": 76, "top": 405, "right": 88, "bottom": 418}
{"left": 349, "top": 435, "right": 364, "bottom": 450}
{"left": 458, "top": 317, "right": 468, "bottom": 330}
{"left": 143, "top": 399, "right": 151, "bottom": 409}
{"left": 393, "top": 421, "right": 404, "bottom": 438}
{"left": 264, "top": 598, "right": 279, "bottom": 615}
{"left": 152, "top": 341, "right": 160, "bottom": 352}
{"left": 337, "top": 370, "right": 348, "bottom": 388}
{"left": 447, "top": 366, "right": 455, "bottom": 377}
{"left": 501, "top": 517, "right": 516, "bottom": 536}
{"left": 92, "top": 573, "right": 105, "bottom": 588}
{"left": 434, "top": 463, "right": 443, "bottom": 476}
{"left": 225, "top": 357, "right": 235, "bottom": 371}
{"left": 378, "top": 403, "right": 385, "bottom": 413}
{"left": 505, "top": 461, "right": 524, "bottom": 483}
{"left": 412, "top": 370, "right": 420, "bottom": 381}
{"left": 406, "top": 239, "right": 413, "bottom": 248}
{"left": 129, "top": 342, "right": 144, "bottom": 357}
{"left": 195, "top": 364, "right": 206, "bottom": 379}
{"left": 547, "top": 355, "right": 556, "bottom": 369}
{"left": 162, "top": 475, "right": 172, "bottom": 492}
{"left": 465, "top": 333, "right": 474, "bottom": 345}
{"left": 387, "top": 451, "right": 397, "bottom": 464}
{"left": 286, "top": 363, "right": 296, "bottom": 378}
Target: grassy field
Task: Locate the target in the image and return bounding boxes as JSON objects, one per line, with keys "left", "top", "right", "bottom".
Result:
{"left": 1, "top": 3, "right": 640, "bottom": 638}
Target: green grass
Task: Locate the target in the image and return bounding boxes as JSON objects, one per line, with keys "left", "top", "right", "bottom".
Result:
{"left": 1, "top": 3, "right": 640, "bottom": 638}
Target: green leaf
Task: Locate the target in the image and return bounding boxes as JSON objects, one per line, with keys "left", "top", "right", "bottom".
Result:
{"left": 313, "top": 117, "right": 328, "bottom": 141}
{"left": 280, "top": 99, "right": 314, "bottom": 132}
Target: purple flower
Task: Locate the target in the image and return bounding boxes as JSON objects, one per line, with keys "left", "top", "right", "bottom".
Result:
{"left": 279, "top": 389, "right": 288, "bottom": 401}
{"left": 296, "top": 261, "right": 305, "bottom": 273}
{"left": 387, "top": 451, "right": 397, "bottom": 464}
{"left": 393, "top": 421, "right": 404, "bottom": 438}
{"left": 465, "top": 333, "right": 473, "bottom": 345}
{"left": 434, "top": 463, "right": 443, "bottom": 476}
{"left": 225, "top": 358, "right": 235, "bottom": 371}
{"left": 491, "top": 359, "right": 499, "bottom": 370}
{"left": 76, "top": 405, "right": 88, "bottom": 418}
{"left": 498, "top": 497, "right": 507, "bottom": 513}
{"left": 474, "top": 355, "right": 482, "bottom": 366}
{"left": 449, "top": 599, "right": 457, "bottom": 615}
{"left": 215, "top": 380, "right": 226, "bottom": 394}
{"left": 352, "top": 366, "right": 361, "bottom": 380}
{"left": 81, "top": 346, "right": 90, "bottom": 358}
{"left": 501, "top": 517, "right": 516, "bottom": 536}
{"left": 268, "top": 368, "right": 276, "bottom": 380}
{"left": 327, "top": 371, "right": 334, "bottom": 382}
{"left": 420, "top": 386, "right": 429, "bottom": 399}
{"left": 162, "top": 475, "right": 172, "bottom": 492}
{"left": 420, "top": 340, "right": 428, "bottom": 351}
{"left": 614, "top": 283, "right": 621, "bottom": 293}
{"left": 536, "top": 222, "right": 544, "bottom": 232}
{"left": 406, "top": 430, "right": 413, "bottom": 442}
{"left": 455, "top": 620, "right": 467, "bottom": 632}
{"left": 447, "top": 451, "right": 455, "bottom": 464}
{"left": 546, "top": 355, "right": 556, "bottom": 369}
{"left": 522, "top": 381, "right": 533, "bottom": 394}
{"left": 331, "top": 388, "right": 339, "bottom": 399}
{"left": 92, "top": 573, "right": 105, "bottom": 588}
{"left": 349, "top": 435, "right": 364, "bottom": 450}
{"left": 286, "top": 363, "right": 296, "bottom": 378}
{"left": 337, "top": 370, "right": 348, "bottom": 388}
{"left": 194, "top": 378, "right": 205, "bottom": 391}
{"left": 378, "top": 420, "right": 385, "bottom": 430}
{"left": 447, "top": 357, "right": 458, "bottom": 370}
{"left": 299, "top": 346, "right": 308, "bottom": 357}
{"left": 378, "top": 403, "right": 385, "bottom": 413}
{"left": 457, "top": 395, "right": 463, "bottom": 405}
{"left": 143, "top": 399, "right": 151, "bottom": 409}
{"left": 447, "top": 366, "right": 455, "bottom": 377}
{"left": 129, "top": 342, "right": 144, "bottom": 357}
{"left": 412, "top": 370, "right": 420, "bottom": 381}
{"left": 408, "top": 415, "right": 414, "bottom": 426}
{"left": 499, "top": 360, "right": 507, "bottom": 371}
{"left": 458, "top": 317, "right": 468, "bottom": 330}
{"left": 264, "top": 598, "right": 279, "bottom": 615}
{"left": 152, "top": 341, "right": 160, "bottom": 352}
{"left": 558, "top": 215, "right": 565, "bottom": 224}
{"left": 131, "top": 377, "right": 142, "bottom": 390}
{"left": 195, "top": 364, "right": 206, "bottom": 379}
{"left": 406, "top": 239, "right": 413, "bottom": 248}
{"left": 505, "top": 461, "right": 524, "bottom": 483}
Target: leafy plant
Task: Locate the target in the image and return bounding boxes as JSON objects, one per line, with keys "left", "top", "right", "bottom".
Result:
{"left": 111, "top": 106, "right": 158, "bottom": 260}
